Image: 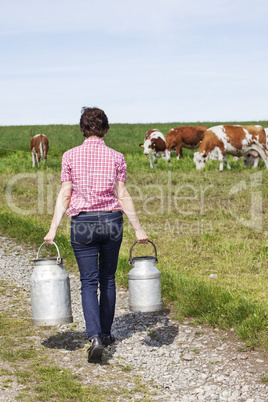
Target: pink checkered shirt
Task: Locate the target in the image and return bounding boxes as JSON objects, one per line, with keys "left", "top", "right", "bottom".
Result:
{"left": 61, "top": 137, "right": 127, "bottom": 217}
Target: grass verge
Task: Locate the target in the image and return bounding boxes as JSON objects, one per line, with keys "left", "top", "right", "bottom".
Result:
{"left": 162, "top": 271, "right": 268, "bottom": 348}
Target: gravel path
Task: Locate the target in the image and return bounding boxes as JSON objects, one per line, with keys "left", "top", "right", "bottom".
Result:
{"left": 0, "top": 235, "right": 267, "bottom": 401}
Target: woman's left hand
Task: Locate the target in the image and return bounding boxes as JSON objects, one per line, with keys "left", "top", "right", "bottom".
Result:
{"left": 44, "top": 228, "right": 57, "bottom": 246}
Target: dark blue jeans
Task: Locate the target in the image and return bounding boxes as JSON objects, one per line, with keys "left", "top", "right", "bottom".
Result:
{"left": 71, "top": 211, "right": 123, "bottom": 341}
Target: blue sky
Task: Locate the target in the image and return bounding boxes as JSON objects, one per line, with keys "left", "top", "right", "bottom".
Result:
{"left": 1, "top": 0, "right": 268, "bottom": 125}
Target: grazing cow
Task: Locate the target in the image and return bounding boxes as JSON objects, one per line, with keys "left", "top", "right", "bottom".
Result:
{"left": 193, "top": 125, "right": 268, "bottom": 171}
{"left": 166, "top": 126, "right": 208, "bottom": 160}
{"left": 30, "top": 134, "right": 49, "bottom": 167}
{"left": 139, "top": 129, "right": 171, "bottom": 168}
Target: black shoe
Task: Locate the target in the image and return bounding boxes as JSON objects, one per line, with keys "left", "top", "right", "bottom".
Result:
{"left": 101, "top": 334, "right": 115, "bottom": 347}
{"left": 88, "top": 337, "right": 103, "bottom": 363}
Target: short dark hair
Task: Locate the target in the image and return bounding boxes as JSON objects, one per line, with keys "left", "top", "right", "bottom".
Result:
{"left": 80, "top": 107, "right": 110, "bottom": 138}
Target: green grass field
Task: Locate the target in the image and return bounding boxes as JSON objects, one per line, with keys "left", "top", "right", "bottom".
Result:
{"left": 0, "top": 121, "right": 268, "bottom": 349}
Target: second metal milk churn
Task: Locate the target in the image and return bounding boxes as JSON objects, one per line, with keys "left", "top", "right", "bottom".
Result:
{"left": 128, "top": 240, "right": 162, "bottom": 312}
{"left": 30, "top": 242, "right": 73, "bottom": 326}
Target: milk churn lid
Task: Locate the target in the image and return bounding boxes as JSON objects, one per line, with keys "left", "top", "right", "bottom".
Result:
{"left": 33, "top": 242, "right": 62, "bottom": 265}
{"left": 128, "top": 240, "right": 158, "bottom": 265}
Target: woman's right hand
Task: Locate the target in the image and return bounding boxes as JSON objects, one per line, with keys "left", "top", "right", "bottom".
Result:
{"left": 135, "top": 228, "right": 149, "bottom": 244}
{"left": 44, "top": 228, "right": 57, "bottom": 246}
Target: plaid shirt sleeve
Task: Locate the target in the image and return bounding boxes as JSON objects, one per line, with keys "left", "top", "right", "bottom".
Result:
{"left": 61, "top": 151, "right": 72, "bottom": 182}
{"left": 116, "top": 154, "right": 127, "bottom": 183}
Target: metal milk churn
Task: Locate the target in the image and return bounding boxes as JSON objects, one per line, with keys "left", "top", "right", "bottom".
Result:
{"left": 30, "top": 242, "right": 73, "bottom": 326}
{"left": 128, "top": 240, "right": 162, "bottom": 312}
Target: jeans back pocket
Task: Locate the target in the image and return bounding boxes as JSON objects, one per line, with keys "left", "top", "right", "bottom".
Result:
{"left": 71, "top": 221, "right": 96, "bottom": 244}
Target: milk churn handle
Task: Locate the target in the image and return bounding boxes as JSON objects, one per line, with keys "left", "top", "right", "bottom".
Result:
{"left": 129, "top": 240, "right": 158, "bottom": 265}
{"left": 37, "top": 242, "right": 61, "bottom": 264}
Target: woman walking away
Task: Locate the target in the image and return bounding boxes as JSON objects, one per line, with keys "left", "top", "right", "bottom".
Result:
{"left": 44, "top": 107, "right": 148, "bottom": 363}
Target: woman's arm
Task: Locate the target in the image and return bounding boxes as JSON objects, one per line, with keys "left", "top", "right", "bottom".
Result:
{"left": 44, "top": 181, "right": 72, "bottom": 245}
{"left": 115, "top": 180, "right": 148, "bottom": 243}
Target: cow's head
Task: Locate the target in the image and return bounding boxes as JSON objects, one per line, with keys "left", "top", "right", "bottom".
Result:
{"left": 193, "top": 151, "right": 207, "bottom": 170}
{"left": 142, "top": 138, "right": 155, "bottom": 155}
{"left": 166, "top": 138, "right": 176, "bottom": 152}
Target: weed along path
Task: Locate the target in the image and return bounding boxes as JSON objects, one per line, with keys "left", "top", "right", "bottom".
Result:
{"left": 0, "top": 235, "right": 267, "bottom": 401}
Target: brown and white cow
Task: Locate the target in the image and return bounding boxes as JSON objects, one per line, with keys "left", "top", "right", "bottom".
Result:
{"left": 30, "top": 134, "right": 49, "bottom": 167}
{"left": 193, "top": 125, "right": 268, "bottom": 171}
{"left": 139, "top": 129, "right": 171, "bottom": 168}
{"left": 166, "top": 126, "right": 208, "bottom": 160}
